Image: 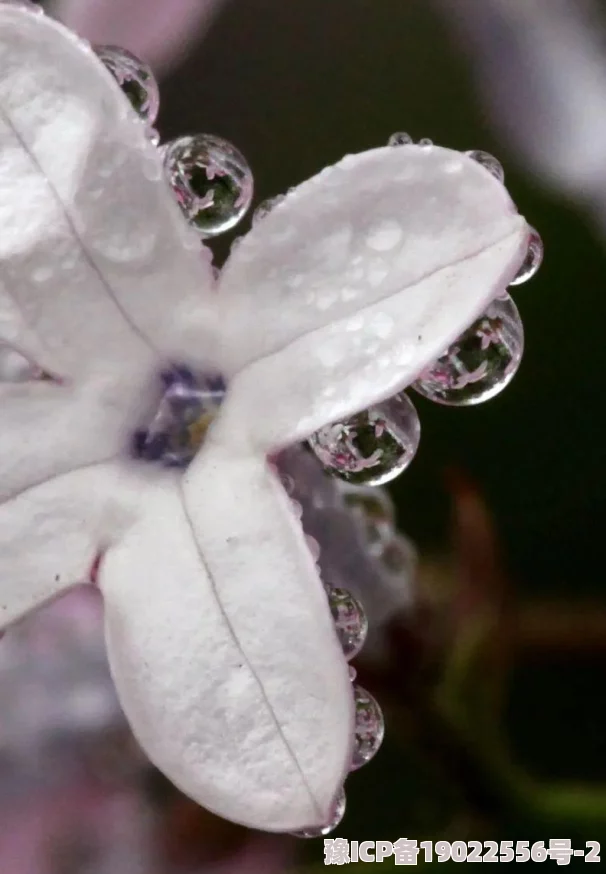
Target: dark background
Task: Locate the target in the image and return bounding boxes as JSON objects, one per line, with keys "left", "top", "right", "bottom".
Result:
{"left": 158, "top": 0, "right": 606, "bottom": 822}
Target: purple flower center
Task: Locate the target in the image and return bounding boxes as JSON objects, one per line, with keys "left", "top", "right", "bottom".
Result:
{"left": 132, "top": 366, "right": 227, "bottom": 468}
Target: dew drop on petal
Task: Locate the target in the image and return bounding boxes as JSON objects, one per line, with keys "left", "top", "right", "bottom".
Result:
{"left": 418, "top": 137, "right": 433, "bottom": 148}
{"left": 509, "top": 226, "right": 543, "bottom": 286}
{"left": 413, "top": 293, "right": 523, "bottom": 406}
{"left": 291, "top": 789, "right": 346, "bottom": 838}
{"left": 95, "top": 45, "right": 159, "bottom": 125}
{"left": 163, "top": 135, "right": 253, "bottom": 238}
{"left": 308, "top": 392, "right": 420, "bottom": 486}
{"left": 387, "top": 131, "right": 413, "bottom": 147}
{"left": 327, "top": 587, "right": 368, "bottom": 661}
{"left": 366, "top": 219, "right": 402, "bottom": 252}
{"left": 147, "top": 127, "right": 161, "bottom": 146}
{"left": 465, "top": 149, "right": 505, "bottom": 183}
{"left": 351, "top": 685, "right": 385, "bottom": 770}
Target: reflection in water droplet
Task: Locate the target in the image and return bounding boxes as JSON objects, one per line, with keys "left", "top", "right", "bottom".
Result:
{"left": 351, "top": 685, "right": 384, "bottom": 770}
{"left": 327, "top": 587, "right": 368, "bottom": 660}
{"left": 388, "top": 132, "right": 413, "bottom": 147}
{"left": 509, "top": 226, "right": 543, "bottom": 286}
{"left": 95, "top": 45, "right": 160, "bottom": 125}
{"left": 308, "top": 392, "right": 420, "bottom": 486}
{"left": 413, "top": 293, "right": 523, "bottom": 406}
{"left": 465, "top": 149, "right": 505, "bottom": 183}
{"left": 163, "top": 134, "right": 253, "bottom": 238}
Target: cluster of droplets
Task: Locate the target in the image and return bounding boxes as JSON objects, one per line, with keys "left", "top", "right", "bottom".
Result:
{"left": 277, "top": 474, "right": 388, "bottom": 839}
{"left": 93, "top": 45, "right": 254, "bottom": 239}
{"left": 309, "top": 135, "right": 543, "bottom": 486}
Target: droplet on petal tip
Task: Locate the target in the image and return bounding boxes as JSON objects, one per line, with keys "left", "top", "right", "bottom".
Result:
{"left": 308, "top": 392, "right": 420, "bottom": 486}
{"left": 413, "top": 293, "right": 524, "bottom": 406}
{"left": 465, "top": 149, "right": 505, "bottom": 183}
{"left": 387, "top": 131, "right": 413, "bottom": 147}
{"left": 291, "top": 789, "right": 347, "bottom": 838}
{"left": 163, "top": 134, "right": 253, "bottom": 238}
{"left": 351, "top": 685, "right": 385, "bottom": 771}
{"left": 327, "top": 587, "right": 368, "bottom": 661}
{"left": 95, "top": 45, "right": 160, "bottom": 126}
{"left": 509, "top": 226, "right": 544, "bottom": 286}
{"left": 147, "top": 127, "right": 161, "bottom": 147}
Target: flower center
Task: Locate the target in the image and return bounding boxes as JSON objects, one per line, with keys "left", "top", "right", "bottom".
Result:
{"left": 133, "top": 366, "right": 227, "bottom": 468}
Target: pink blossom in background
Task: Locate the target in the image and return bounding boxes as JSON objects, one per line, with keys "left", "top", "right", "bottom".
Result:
{"left": 52, "top": 0, "right": 227, "bottom": 73}
{"left": 437, "top": 0, "right": 606, "bottom": 229}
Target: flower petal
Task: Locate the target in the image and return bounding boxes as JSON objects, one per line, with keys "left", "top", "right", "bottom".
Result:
{"left": 218, "top": 145, "right": 528, "bottom": 449}
{"left": 0, "top": 460, "right": 143, "bottom": 628}
{"left": 100, "top": 439, "right": 354, "bottom": 832}
{"left": 0, "top": 5, "right": 217, "bottom": 373}
{"left": 52, "top": 0, "right": 225, "bottom": 75}
{"left": 437, "top": 0, "right": 606, "bottom": 201}
{"left": 280, "top": 445, "right": 412, "bottom": 629}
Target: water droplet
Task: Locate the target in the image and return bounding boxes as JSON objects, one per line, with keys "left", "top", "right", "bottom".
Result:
{"left": 252, "top": 194, "right": 285, "bottom": 226}
{"left": 95, "top": 45, "right": 159, "bottom": 125}
{"left": 308, "top": 392, "right": 420, "bottom": 486}
{"left": 388, "top": 132, "right": 413, "bottom": 147}
{"left": 147, "top": 127, "right": 161, "bottom": 146}
{"left": 351, "top": 685, "right": 384, "bottom": 770}
{"left": 366, "top": 219, "right": 402, "bottom": 252}
{"left": 348, "top": 666, "right": 357, "bottom": 682}
{"left": 509, "top": 226, "right": 543, "bottom": 286}
{"left": 340, "top": 485, "right": 395, "bottom": 554}
{"left": 327, "top": 587, "right": 368, "bottom": 660}
{"left": 466, "top": 149, "right": 504, "bottom": 183}
{"left": 418, "top": 137, "right": 433, "bottom": 147}
{"left": 292, "top": 789, "right": 346, "bottom": 838}
{"left": 163, "top": 135, "right": 253, "bottom": 238}
{"left": 413, "top": 293, "right": 523, "bottom": 406}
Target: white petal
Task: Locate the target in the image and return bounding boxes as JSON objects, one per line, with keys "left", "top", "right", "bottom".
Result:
{"left": 0, "top": 5, "right": 217, "bottom": 374}
{"left": 218, "top": 145, "right": 528, "bottom": 449}
{"left": 0, "top": 460, "right": 143, "bottom": 628}
{"left": 100, "top": 438, "right": 353, "bottom": 832}
{"left": 1, "top": 361, "right": 166, "bottom": 497}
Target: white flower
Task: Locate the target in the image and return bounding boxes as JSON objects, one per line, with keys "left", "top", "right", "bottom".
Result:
{"left": 0, "top": 6, "right": 528, "bottom": 833}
